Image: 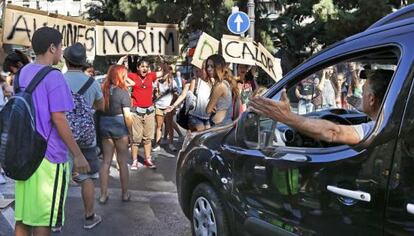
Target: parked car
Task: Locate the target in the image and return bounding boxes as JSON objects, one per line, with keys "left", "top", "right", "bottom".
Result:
{"left": 177, "top": 5, "right": 414, "bottom": 236}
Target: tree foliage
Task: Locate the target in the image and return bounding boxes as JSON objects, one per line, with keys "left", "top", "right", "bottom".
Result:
{"left": 86, "top": 0, "right": 414, "bottom": 73}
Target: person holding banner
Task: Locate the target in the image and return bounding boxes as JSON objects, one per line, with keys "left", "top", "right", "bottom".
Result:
{"left": 236, "top": 64, "right": 258, "bottom": 112}
{"left": 119, "top": 56, "right": 168, "bottom": 170}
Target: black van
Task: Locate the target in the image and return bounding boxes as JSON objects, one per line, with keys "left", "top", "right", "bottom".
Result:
{"left": 177, "top": 5, "right": 414, "bottom": 236}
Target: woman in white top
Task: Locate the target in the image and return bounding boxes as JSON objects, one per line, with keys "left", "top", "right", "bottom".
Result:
{"left": 153, "top": 69, "right": 178, "bottom": 150}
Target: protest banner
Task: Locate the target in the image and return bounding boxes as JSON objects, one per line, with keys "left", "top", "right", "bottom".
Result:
{"left": 221, "top": 34, "right": 282, "bottom": 81}
{"left": 257, "top": 43, "right": 282, "bottom": 82}
{"left": 96, "top": 21, "right": 140, "bottom": 55}
{"left": 96, "top": 22, "right": 179, "bottom": 56}
{"left": 2, "top": 5, "right": 180, "bottom": 57}
{"left": 2, "top": 5, "right": 96, "bottom": 58}
{"left": 221, "top": 34, "right": 256, "bottom": 66}
{"left": 145, "top": 23, "right": 179, "bottom": 56}
{"left": 191, "top": 32, "right": 219, "bottom": 69}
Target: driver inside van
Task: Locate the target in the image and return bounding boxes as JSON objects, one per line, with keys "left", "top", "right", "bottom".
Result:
{"left": 249, "top": 69, "right": 392, "bottom": 145}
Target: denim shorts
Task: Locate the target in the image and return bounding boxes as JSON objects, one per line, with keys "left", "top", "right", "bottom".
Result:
{"left": 189, "top": 115, "right": 210, "bottom": 127}
{"left": 99, "top": 115, "right": 129, "bottom": 139}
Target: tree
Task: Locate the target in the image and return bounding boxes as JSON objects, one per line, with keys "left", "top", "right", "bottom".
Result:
{"left": 263, "top": 0, "right": 413, "bottom": 73}
{"left": 86, "top": 0, "right": 414, "bottom": 74}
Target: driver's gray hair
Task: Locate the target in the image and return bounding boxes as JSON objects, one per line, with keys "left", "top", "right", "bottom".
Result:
{"left": 366, "top": 69, "right": 393, "bottom": 104}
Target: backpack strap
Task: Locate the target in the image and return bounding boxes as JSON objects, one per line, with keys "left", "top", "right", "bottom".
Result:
{"left": 13, "top": 69, "right": 22, "bottom": 93}
{"left": 77, "top": 77, "right": 95, "bottom": 95}
{"left": 25, "top": 66, "right": 59, "bottom": 94}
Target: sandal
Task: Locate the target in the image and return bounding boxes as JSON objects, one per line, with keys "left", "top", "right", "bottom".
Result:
{"left": 98, "top": 195, "right": 109, "bottom": 205}
{"left": 144, "top": 159, "right": 157, "bottom": 169}
{"left": 122, "top": 193, "right": 131, "bottom": 202}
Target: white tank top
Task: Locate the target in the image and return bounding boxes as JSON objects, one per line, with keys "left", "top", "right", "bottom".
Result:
{"left": 189, "top": 78, "right": 211, "bottom": 119}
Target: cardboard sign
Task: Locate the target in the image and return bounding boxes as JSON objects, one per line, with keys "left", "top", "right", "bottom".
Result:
{"left": 191, "top": 32, "right": 219, "bottom": 69}
{"left": 145, "top": 23, "right": 179, "bottom": 56}
{"left": 221, "top": 35, "right": 256, "bottom": 66}
{"left": 3, "top": 5, "right": 95, "bottom": 58}
{"left": 257, "top": 43, "right": 282, "bottom": 82}
{"left": 96, "top": 23, "right": 179, "bottom": 56}
{"left": 2, "top": 5, "right": 180, "bottom": 57}
{"left": 221, "top": 35, "right": 282, "bottom": 81}
{"left": 96, "top": 21, "right": 140, "bottom": 55}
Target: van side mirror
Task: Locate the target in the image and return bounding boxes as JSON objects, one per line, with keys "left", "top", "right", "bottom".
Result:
{"left": 236, "top": 112, "right": 260, "bottom": 149}
{"left": 236, "top": 111, "right": 277, "bottom": 149}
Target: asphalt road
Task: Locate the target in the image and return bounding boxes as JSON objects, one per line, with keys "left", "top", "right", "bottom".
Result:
{"left": 0, "top": 141, "right": 191, "bottom": 236}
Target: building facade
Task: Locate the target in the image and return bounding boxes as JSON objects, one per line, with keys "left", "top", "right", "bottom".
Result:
{"left": 5, "top": 0, "right": 100, "bottom": 17}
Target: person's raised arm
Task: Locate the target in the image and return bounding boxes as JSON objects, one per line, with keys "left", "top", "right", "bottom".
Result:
{"left": 317, "top": 71, "right": 327, "bottom": 92}
{"left": 249, "top": 91, "right": 361, "bottom": 145}
{"left": 295, "top": 86, "right": 302, "bottom": 100}
{"left": 117, "top": 55, "right": 128, "bottom": 65}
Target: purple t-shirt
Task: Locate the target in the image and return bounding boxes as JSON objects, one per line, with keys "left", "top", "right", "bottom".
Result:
{"left": 18, "top": 63, "right": 74, "bottom": 163}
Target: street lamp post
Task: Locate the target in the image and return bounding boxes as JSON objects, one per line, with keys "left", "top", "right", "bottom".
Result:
{"left": 247, "top": 0, "right": 255, "bottom": 40}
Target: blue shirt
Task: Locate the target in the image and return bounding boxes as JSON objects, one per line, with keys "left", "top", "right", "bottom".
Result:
{"left": 64, "top": 70, "right": 103, "bottom": 107}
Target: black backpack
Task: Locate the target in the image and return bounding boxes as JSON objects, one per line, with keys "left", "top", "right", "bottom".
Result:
{"left": 0, "top": 66, "right": 58, "bottom": 180}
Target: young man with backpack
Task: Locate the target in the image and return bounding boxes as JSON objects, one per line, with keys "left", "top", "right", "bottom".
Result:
{"left": 10, "top": 27, "right": 90, "bottom": 236}
{"left": 63, "top": 43, "right": 104, "bottom": 229}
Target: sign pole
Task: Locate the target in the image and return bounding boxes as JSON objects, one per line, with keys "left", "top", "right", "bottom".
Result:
{"left": 247, "top": 0, "right": 255, "bottom": 40}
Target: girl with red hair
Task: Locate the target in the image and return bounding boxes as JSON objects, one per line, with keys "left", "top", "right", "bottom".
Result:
{"left": 99, "top": 65, "right": 132, "bottom": 203}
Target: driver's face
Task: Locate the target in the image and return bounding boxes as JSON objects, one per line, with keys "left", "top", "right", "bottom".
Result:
{"left": 361, "top": 79, "right": 374, "bottom": 114}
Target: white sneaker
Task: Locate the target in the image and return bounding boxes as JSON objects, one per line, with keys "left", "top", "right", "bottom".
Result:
{"left": 152, "top": 145, "right": 161, "bottom": 152}
{"left": 168, "top": 144, "right": 178, "bottom": 152}
{"left": 0, "top": 173, "right": 6, "bottom": 185}
{"left": 130, "top": 160, "right": 139, "bottom": 170}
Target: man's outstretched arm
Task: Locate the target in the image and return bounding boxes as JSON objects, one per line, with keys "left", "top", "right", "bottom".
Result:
{"left": 249, "top": 91, "right": 361, "bottom": 145}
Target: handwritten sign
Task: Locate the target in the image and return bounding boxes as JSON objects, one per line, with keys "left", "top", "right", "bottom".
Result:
{"left": 2, "top": 5, "right": 180, "bottom": 57}
{"left": 96, "top": 22, "right": 179, "bottom": 56}
{"left": 191, "top": 32, "right": 219, "bottom": 69}
{"left": 221, "top": 35, "right": 282, "bottom": 81}
{"left": 3, "top": 5, "right": 95, "bottom": 58}
{"left": 257, "top": 43, "right": 282, "bottom": 82}
{"left": 221, "top": 35, "right": 256, "bottom": 66}
{"left": 96, "top": 21, "right": 140, "bottom": 55}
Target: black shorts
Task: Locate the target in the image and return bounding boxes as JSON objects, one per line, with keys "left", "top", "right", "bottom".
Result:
{"left": 99, "top": 115, "right": 129, "bottom": 139}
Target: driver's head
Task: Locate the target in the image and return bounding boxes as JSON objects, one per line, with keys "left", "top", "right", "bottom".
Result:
{"left": 361, "top": 69, "right": 393, "bottom": 119}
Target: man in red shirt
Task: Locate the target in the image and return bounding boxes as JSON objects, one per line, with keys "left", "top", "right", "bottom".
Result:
{"left": 124, "top": 58, "right": 168, "bottom": 169}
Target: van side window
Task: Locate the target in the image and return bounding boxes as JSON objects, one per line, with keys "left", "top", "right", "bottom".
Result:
{"left": 269, "top": 49, "right": 398, "bottom": 149}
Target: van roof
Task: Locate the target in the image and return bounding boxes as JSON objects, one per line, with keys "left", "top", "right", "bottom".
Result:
{"left": 368, "top": 3, "right": 414, "bottom": 30}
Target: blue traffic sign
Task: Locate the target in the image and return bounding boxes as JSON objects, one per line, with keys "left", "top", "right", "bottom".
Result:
{"left": 227, "top": 11, "right": 250, "bottom": 35}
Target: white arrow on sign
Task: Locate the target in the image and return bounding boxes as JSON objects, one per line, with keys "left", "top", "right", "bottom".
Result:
{"left": 234, "top": 14, "right": 243, "bottom": 32}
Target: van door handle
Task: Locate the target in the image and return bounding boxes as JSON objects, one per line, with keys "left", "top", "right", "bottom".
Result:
{"left": 406, "top": 204, "right": 414, "bottom": 214}
{"left": 327, "top": 185, "right": 371, "bottom": 202}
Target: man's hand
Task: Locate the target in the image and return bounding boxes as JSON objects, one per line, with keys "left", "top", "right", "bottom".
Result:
{"left": 73, "top": 154, "right": 90, "bottom": 174}
{"left": 249, "top": 90, "right": 292, "bottom": 123}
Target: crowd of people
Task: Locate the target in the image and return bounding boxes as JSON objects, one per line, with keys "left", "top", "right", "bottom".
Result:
{"left": 0, "top": 27, "right": 268, "bottom": 235}
{"left": 294, "top": 63, "right": 364, "bottom": 114}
